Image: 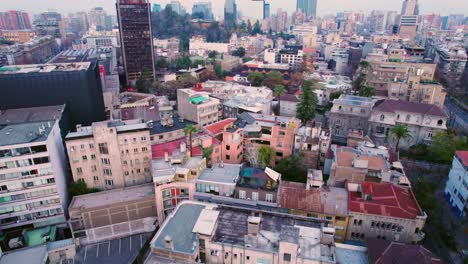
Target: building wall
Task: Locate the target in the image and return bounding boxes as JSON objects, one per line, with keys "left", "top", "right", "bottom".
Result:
{"left": 346, "top": 211, "right": 426, "bottom": 244}
{"left": 66, "top": 123, "right": 152, "bottom": 190}
{"left": 444, "top": 154, "right": 468, "bottom": 217}
{"left": 177, "top": 89, "right": 221, "bottom": 127}
{"left": 222, "top": 129, "right": 244, "bottom": 164}
{"left": 234, "top": 187, "right": 277, "bottom": 203}
{"left": 155, "top": 181, "right": 195, "bottom": 225}
{"left": 279, "top": 100, "right": 297, "bottom": 117}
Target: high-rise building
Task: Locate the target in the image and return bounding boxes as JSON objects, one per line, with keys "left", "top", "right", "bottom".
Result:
{"left": 264, "top": 3, "right": 271, "bottom": 19}
{"left": 116, "top": 0, "right": 156, "bottom": 84}
{"left": 0, "top": 62, "right": 106, "bottom": 127}
{"left": 152, "top": 4, "right": 161, "bottom": 13}
{"left": 192, "top": 2, "right": 214, "bottom": 20}
{"left": 0, "top": 105, "right": 70, "bottom": 230}
{"left": 169, "top": 0, "right": 186, "bottom": 15}
{"left": 296, "top": 0, "right": 318, "bottom": 18}
{"left": 224, "top": 0, "right": 237, "bottom": 24}
{"left": 88, "top": 7, "right": 107, "bottom": 30}
{"left": 399, "top": 0, "right": 418, "bottom": 40}
{"left": 0, "top": 11, "right": 31, "bottom": 30}
{"left": 33, "top": 11, "right": 63, "bottom": 38}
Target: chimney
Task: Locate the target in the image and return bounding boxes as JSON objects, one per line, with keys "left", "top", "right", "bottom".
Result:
{"left": 164, "top": 152, "right": 169, "bottom": 162}
{"left": 164, "top": 235, "right": 174, "bottom": 250}
{"left": 247, "top": 216, "right": 261, "bottom": 236}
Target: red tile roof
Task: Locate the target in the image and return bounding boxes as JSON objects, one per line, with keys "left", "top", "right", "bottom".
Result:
{"left": 373, "top": 99, "right": 447, "bottom": 118}
{"left": 367, "top": 238, "right": 443, "bottom": 264}
{"left": 151, "top": 138, "right": 202, "bottom": 159}
{"left": 348, "top": 182, "right": 423, "bottom": 219}
{"left": 456, "top": 151, "right": 468, "bottom": 166}
{"left": 204, "top": 118, "right": 236, "bottom": 135}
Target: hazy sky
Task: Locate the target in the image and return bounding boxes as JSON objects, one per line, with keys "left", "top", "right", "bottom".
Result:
{"left": 1, "top": 0, "right": 467, "bottom": 19}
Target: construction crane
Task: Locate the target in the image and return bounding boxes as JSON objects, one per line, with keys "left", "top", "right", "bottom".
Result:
{"left": 251, "top": 0, "right": 269, "bottom": 19}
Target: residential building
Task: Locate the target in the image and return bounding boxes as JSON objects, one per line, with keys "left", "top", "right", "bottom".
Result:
{"left": 294, "top": 121, "right": 331, "bottom": 169}
{"left": 177, "top": 89, "right": 221, "bottom": 127}
{"left": 0, "top": 35, "right": 59, "bottom": 65}
{"left": 68, "top": 183, "right": 157, "bottom": 245}
{"left": 152, "top": 155, "right": 206, "bottom": 224}
{"left": 0, "top": 11, "right": 32, "bottom": 30}
{"left": 0, "top": 62, "right": 105, "bottom": 127}
{"left": 296, "top": 0, "right": 317, "bottom": 18}
{"left": 88, "top": 7, "right": 107, "bottom": 30}
{"left": 278, "top": 94, "right": 298, "bottom": 117}
{"left": 216, "top": 54, "right": 240, "bottom": 72}
{"left": 280, "top": 48, "right": 304, "bottom": 70}
{"left": 146, "top": 201, "right": 368, "bottom": 264}
{"left": 116, "top": 0, "right": 155, "bottom": 83}
{"left": 366, "top": 238, "right": 443, "bottom": 263}
{"left": 82, "top": 30, "right": 119, "bottom": 49}
{"left": 347, "top": 181, "right": 426, "bottom": 244}
{"left": 149, "top": 115, "right": 196, "bottom": 145}
{"left": 0, "top": 30, "right": 35, "bottom": 43}
{"left": 0, "top": 105, "right": 69, "bottom": 230}
{"left": 0, "top": 239, "right": 76, "bottom": 264}
{"left": 241, "top": 113, "right": 301, "bottom": 165}
{"left": 444, "top": 151, "right": 468, "bottom": 218}
{"left": 33, "top": 11, "right": 63, "bottom": 38}
{"left": 65, "top": 119, "right": 152, "bottom": 190}
{"left": 195, "top": 163, "right": 241, "bottom": 197}
{"left": 387, "top": 78, "right": 446, "bottom": 107}
{"left": 235, "top": 167, "right": 281, "bottom": 204}
{"left": 399, "top": 0, "right": 419, "bottom": 41}
{"left": 328, "top": 95, "right": 377, "bottom": 144}
{"left": 119, "top": 92, "right": 161, "bottom": 122}
{"left": 435, "top": 46, "right": 467, "bottom": 90}
{"left": 204, "top": 118, "right": 243, "bottom": 164}
{"left": 368, "top": 99, "right": 447, "bottom": 147}
{"left": 279, "top": 180, "right": 349, "bottom": 242}
{"left": 189, "top": 36, "right": 230, "bottom": 56}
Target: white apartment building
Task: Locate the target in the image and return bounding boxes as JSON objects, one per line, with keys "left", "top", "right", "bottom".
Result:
{"left": 189, "top": 36, "right": 230, "bottom": 56}
{"left": 177, "top": 89, "right": 221, "bottom": 127}
{"left": 280, "top": 49, "right": 304, "bottom": 70}
{"left": 65, "top": 119, "right": 152, "bottom": 190}
{"left": 0, "top": 106, "right": 69, "bottom": 230}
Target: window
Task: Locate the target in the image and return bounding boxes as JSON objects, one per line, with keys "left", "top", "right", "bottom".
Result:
{"left": 103, "top": 168, "right": 112, "bottom": 176}
{"left": 142, "top": 147, "right": 148, "bottom": 152}
{"left": 283, "top": 253, "right": 292, "bottom": 262}
{"left": 437, "top": 119, "right": 443, "bottom": 126}
{"left": 98, "top": 143, "right": 108, "bottom": 154}
{"left": 70, "top": 146, "right": 75, "bottom": 152}
{"left": 76, "top": 167, "right": 83, "bottom": 174}
{"left": 141, "top": 137, "right": 146, "bottom": 141}
{"left": 239, "top": 190, "right": 246, "bottom": 199}
{"left": 105, "top": 180, "right": 113, "bottom": 186}
{"left": 90, "top": 154, "right": 96, "bottom": 160}
{"left": 406, "top": 115, "right": 411, "bottom": 121}
{"left": 226, "top": 145, "right": 230, "bottom": 150}
{"left": 91, "top": 165, "right": 97, "bottom": 172}
{"left": 226, "top": 155, "right": 230, "bottom": 160}
{"left": 376, "top": 126, "right": 385, "bottom": 134}
{"left": 134, "top": 148, "right": 138, "bottom": 153}
{"left": 266, "top": 193, "right": 273, "bottom": 202}
{"left": 89, "top": 143, "right": 94, "bottom": 149}
{"left": 101, "top": 158, "right": 110, "bottom": 165}
{"left": 80, "top": 144, "right": 85, "bottom": 150}
{"left": 82, "top": 155, "right": 87, "bottom": 161}
{"left": 93, "top": 176, "right": 99, "bottom": 181}
{"left": 380, "top": 114, "right": 385, "bottom": 121}
{"left": 252, "top": 192, "right": 259, "bottom": 201}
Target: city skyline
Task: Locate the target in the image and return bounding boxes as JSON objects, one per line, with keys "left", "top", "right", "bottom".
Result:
{"left": 1, "top": 0, "right": 467, "bottom": 19}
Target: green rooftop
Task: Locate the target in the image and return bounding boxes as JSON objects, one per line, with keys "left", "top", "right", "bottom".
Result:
{"left": 189, "top": 95, "right": 208, "bottom": 104}
{"left": 24, "top": 226, "right": 57, "bottom": 247}
{"left": 0, "top": 66, "right": 21, "bottom": 72}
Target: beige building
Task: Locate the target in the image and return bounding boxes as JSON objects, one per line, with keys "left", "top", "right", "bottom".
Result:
{"left": 347, "top": 181, "right": 426, "bottom": 244}
{"left": 368, "top": 99, "right": 447, "bottom": 147}
{"left": 65, "top": 119, "right": 152, "bottom": 190}
{"left": 177, "top": 89, "right": 221, "bottom": 127}
{"left": 387, "top": 77, "right": 447, "bottom": 107}
{"left": 0, "top": 29, "right": 35, "bottom": 43}
{"left": 146, "top": 201, "right": 368, "bottom": 263}
{"left": 68, "top": 183, "right": 157, "bottom": 245}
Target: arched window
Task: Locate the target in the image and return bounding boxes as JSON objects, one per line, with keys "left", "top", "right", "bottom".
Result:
{"left": 437, "top": 120, "right": 443, "bottom": 126}
{"left": 380, "top": 115, "right": 385, "bottom": 121}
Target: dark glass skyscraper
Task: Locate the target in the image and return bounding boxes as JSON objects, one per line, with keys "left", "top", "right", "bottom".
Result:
{"left": 116, "top": 0, "right": 155, "bottom": 84}
{"left": 296, "top": 0, "right": 317, "bottom": 18}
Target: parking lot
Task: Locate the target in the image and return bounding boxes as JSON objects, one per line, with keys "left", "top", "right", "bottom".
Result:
{"left": 73, "top": 232, "right": 153, "bottom": 264}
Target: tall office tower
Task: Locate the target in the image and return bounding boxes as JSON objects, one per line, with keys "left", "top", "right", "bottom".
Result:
{"left": 192, "top": 2, "right": 214, "bottom": 20}
{"left": 152, "top": 4, "right": 161, "bottom": 13}
{"left": 296, "top": 0, "right": 318, "bottom": 18}
{"left": 399, "top": 0, "right": 418, "bottom": 41}
{"left": 88, "top": 7, "right": 107, "bottom": 30}
{"left": 385, "top": 11, "right": 398, "bottom": 31}
{"left": 0, "top": 11, "right": 32, "bottom": 30}
{"left": 276, "top": 8, "right": 289, "bottom": 32}
{"left": 170, "top": 0, "right": 186, "bottom": 15}
{"left": 116, "top": 0, "right": 156, "bottom": 84}
{"left": 0, "top": 62, "right": 105, "bottom": 127}
{"left": 224, "top": 0, "right": 237, "bottom": 24}
{"left": 33, "top": 11, "right": 63, "bottom": 38}
{"left": 0, "top": 105, "right": 70, "bottom": 230}
{"left": 264, "top": 3, "right": 271, "bottom": 19}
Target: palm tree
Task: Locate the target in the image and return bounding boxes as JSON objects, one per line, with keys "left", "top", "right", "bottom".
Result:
{"left": 274, "top": 84, "right": 286, "bottom": 115}
{"left": 389, "top": 124, "right": 412, "bottom": 150}
{"left": 183, "top": 124, "right": 197, "bottom": 156}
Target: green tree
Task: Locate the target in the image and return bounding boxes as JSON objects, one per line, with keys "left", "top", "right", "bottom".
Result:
{"left": 247, "top": 72, "right": 264, "bottom": 86}
{"left": 252, "top": 20, "right": 262, "bottom": 35}
{"left": 176, "top": 56, "right": 192, "bottom": 70}
{"left": 232, "top": 47, "right": 246, "bottom": 57}
{"left": 274, "top": 84, "right": 286, "bottom": 115}
{"left": 296, "top": 80, "right": 318, "bottom": 123}
{"left": 353, "top": 73, "right": 367, "bottom": 94}
{"left": 214, "top": 65, "right": 224, "bottom": 79}
{"left": 242, "top": 56, "right": 253, "bottom": 63}
{"left": 258, "top": 146, "right": 275, "bottom": 167}
{"left": 156, "top": 58, "right": 168, "bottom": 69}
{"left": 247, "top": 19, "right": 253, "bottom": 34}
{"left": 389, "top": 124, "right": 412, "bottom": 150}
{"left": 135, "top": 67, "right": 152, "bottom": 93}
{"left": 262, "top": 70, "right": 284, "bottom": 89}
{"left": 183, "top": 124, "right": 197, "bottom": 156}
{"left": 358, "top": 85, "right": 376, "bottom": 97}
{"left": 208, "top": 50, "right": 218, "bottom": 59}
{"left": 69, "top": 180, "right": 99, "bottom": 197}
{"left": 430, "top": 130, "right": 468, "bottom": 164}
{"left": 330, "top": 91, "right": 343, "bottom": 101}
{"left": 275, "top": 153, "right": 307, "bottom": 183}
{"left": 200, "top": 145, "right": 213, "bottom": 167}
